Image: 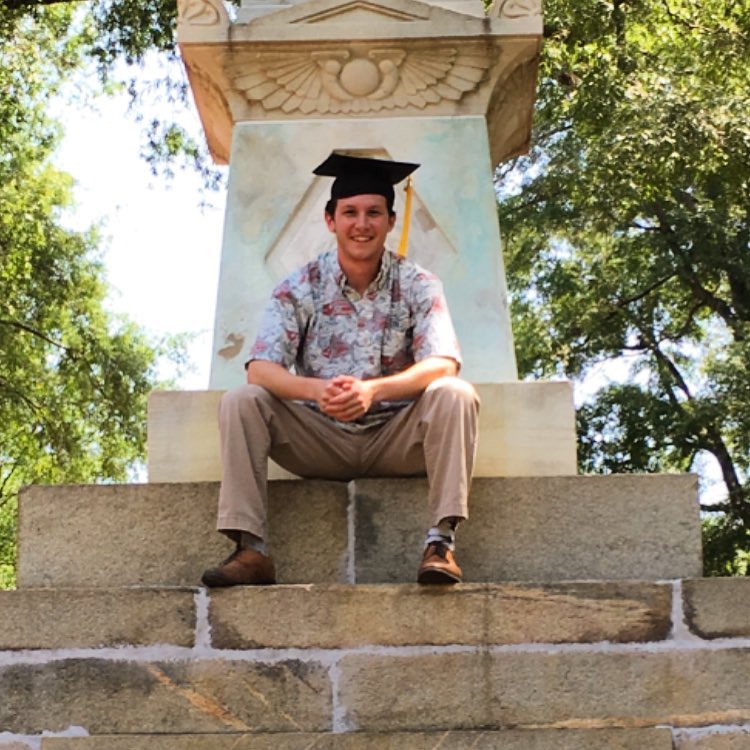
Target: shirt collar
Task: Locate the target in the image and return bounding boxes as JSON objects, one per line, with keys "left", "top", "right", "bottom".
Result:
{"left": 331, "top": 249, "right": 393, "bottom": 294}
{"left": 329, "top": 251, "right": 347, "bottom": 291}
{"left": 373, "top": 249, "right": 393, "bottom": 290}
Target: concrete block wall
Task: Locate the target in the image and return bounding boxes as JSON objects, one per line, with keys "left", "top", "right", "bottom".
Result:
{"left": 1, "top": 580, "right": 750, "bottom": 747}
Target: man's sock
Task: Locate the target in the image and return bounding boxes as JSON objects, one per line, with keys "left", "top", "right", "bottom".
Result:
{"left": 424, "top": 517, "right": 460, "bottom": 551}
{"left": 239, "top": 532, "right": 268, "bottom": 556}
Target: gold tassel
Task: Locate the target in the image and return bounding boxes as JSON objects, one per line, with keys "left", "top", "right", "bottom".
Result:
{"left": 397, "top": 177, "right": 414, "bottom": 258}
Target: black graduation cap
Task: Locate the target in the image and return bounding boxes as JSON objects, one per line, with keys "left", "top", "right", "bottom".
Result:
{"left": 313, "top": 153, "right": 419, "bottom": 210}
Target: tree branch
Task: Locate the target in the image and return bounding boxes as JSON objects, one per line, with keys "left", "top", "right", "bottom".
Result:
{"left": 652, "top": 202, "right": 745, "bottom": 341}
{"left": 0, "top": 376, "right": 43, "bottom": 414}
{"left": 3, "top": 0, "right": 87, "bottom": 7}
{"left": 613, "top": 272, "right": 677, "bottom": 310}
{"left": 498, "top": 191, "right": 552, "bottom": 220}
{"left": 643, "top": 332, "right": 749, "bottom": 523}
{"left": 698, "top": 426, "right": 750, "bottom": 524}
{"left": 0, "top": 318, "right": 69, "bottom": 351}
{"left": 0, "top": 463, "right": 20, "bottom": 507}
{"left": 650, "top": 339, "right": 693, "bottom": 401}
{"left": 660, "top": 0, "right": 712, "bottom": 33}
{"left": 630, "top": 221, "right": 660, "bottom": 232}
{"left": 639, "top": 317, "right": 750, "bottom": 522}
{"left": 663, "top": 300, "right": 703, "bottom": 342}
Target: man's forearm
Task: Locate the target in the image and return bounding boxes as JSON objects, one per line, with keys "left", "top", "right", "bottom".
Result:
{"left": 367, "top": 356, "right": 458, "bottom": 403}
{"left": 247, "top": 356, "right": 458, "bottom": 423}
{"left": 246, "top": 360, "right": 325, "bottom": 402}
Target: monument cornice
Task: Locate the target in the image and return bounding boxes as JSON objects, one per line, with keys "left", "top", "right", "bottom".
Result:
{"left": 177, "top": 0, "right": 542, "bottom": 165}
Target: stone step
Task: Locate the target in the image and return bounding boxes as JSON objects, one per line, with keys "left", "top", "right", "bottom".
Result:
{"left": 17, "top": 474, "right": 701, "bottom": 588}
{"left": 206, "top": 581, "right": 672, "bottom": 649}
{"left": 17, "top": 481, "right": 349, "bottom": 588}
{"left": 38, "top": 729, "right": 675, "bottom": 749}
{"left": 675, "top": 732, "right": 750, "bottom": 750}
{"left": 337, "top": 649, "right": 750, "bottom": 733}
{"left": 20, "top": 734, "right": 750, "bottom": 750}
{"left": 0, "top": 588, "right": 196, "bottom": 650}
{"left": 355, "top": 474, "right": 701, "bottom": 583}
{"left": 5, "top": 648, "right": 750, "bottom": 735}
{"left": 0, "top": 581, "right": 673, "bottom": 651}
{"left": 2, "top": 580, "right": 748, "bottom": 740}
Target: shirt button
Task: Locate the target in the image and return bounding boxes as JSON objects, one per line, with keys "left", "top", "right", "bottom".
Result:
{"left": 357, "top": 319, "right": 366, "bottom": 329}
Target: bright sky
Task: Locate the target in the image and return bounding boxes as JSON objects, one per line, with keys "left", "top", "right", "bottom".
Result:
{"left": 53, "top": 72, "right": 226, "bottom": 390}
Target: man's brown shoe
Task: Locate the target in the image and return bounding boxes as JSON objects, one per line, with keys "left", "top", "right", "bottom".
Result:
{"left": 201, "top": 547, "right": 276, "bottom": 587}
{"left": 417, "top": 541, "right": 462, "bottom": 584}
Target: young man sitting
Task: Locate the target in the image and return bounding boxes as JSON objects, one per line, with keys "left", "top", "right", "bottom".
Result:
{"left": 202, "top": 152, "right": 479, "bottom": 587}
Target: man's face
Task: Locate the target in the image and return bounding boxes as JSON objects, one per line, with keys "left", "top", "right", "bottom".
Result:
{"left": 325, "top": 194, "right": 396, "bottom": 266}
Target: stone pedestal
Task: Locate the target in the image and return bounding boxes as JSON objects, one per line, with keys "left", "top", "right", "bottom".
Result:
{"left": 147, "top": 382, "right": 577, "bottom": 482}
{"left": 164, "top": 0, "right": 550, "bottom": 475}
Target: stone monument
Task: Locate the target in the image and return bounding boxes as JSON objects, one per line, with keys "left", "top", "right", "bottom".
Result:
{"left": 147, "top": 0, "right": 577, "bottom": 480}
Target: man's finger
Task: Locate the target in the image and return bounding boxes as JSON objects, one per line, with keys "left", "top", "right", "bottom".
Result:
{"left": 327, "top": 390, "right": 360, "bottom": 406}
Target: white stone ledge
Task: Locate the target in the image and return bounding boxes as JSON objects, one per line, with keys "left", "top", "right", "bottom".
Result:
{"left": 147, "top": 381, "right": 577, "bottom": 482}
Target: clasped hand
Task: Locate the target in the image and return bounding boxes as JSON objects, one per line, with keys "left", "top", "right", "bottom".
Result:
{"left": 318, "top": 375, "right": 374, "bottom": 422}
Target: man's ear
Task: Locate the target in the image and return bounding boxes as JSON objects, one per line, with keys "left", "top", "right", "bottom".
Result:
{"left": 388, "top": 212, "right": 397, "bottom": 231}
{"left": 325, "top": 211, "right": 336, "bottom": 232}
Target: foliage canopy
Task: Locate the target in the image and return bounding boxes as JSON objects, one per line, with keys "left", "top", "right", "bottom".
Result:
{"left": 0, "top": 4, "right": 176, "bottom": 587}
{"left": 499, "top": 0, "right": 750, "bottom": 574}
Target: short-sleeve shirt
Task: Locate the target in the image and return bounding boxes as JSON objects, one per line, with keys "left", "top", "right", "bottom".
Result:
{"left": 248, "top": 249, "right": 461, "bottom": 431}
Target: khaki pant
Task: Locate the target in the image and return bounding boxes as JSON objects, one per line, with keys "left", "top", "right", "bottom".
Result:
{"left": 216, "top": 376, "right": 480, "bottom": 540}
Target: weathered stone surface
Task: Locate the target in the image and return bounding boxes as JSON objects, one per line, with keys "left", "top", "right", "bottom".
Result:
{"left": 18, "top": 484, "right": 222, "bottom": 588}
{"left": 474, "top": 381, "right": 576, "bottom": 477}
{"left": 208, "top": 118, "right": 522, "bottom": 389}
{"left": 209, "top": 582, "right": 671, "bottom": 649}
{"left": 41, "top": 728, "right": 673, "bottom": 749}
{"left": 17, "top": 481, "right": 348, "bottom": 587}
{"left": 0, "top": 589, "right": 195, "bottom": 649}
{"left": 339, "top": 649, "right": 750, "bottom": 731}
{"left": 17, "top": 475, "right": 699, "bottom": 587}
{"left": 683, "top": 578, "right": 750, "bottom": 639}
{"left": 675, "top": 733, "right": 750, "bottom": 749}
{"left": 0, "top": 659, "right": 331, "bottom": 734}
{"left": 355, "top": 474, "right": 701, "bottom": 582}
{"left": 147, "top": 390, "right": 298, "bottom": 483}
{"left": 0, "top": 743, "right": 37, "bottom": 750}
{"left": 268, "top": 480, "right": 350, "bottom": 584}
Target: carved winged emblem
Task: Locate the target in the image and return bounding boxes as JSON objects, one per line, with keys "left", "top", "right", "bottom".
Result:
{"left": 226, "top": 46, "right": 492, "bottom": 114}
{"left": 493, "top": 0, "right": 541, "bottom": 19}
{"left": 178, "top": 0, "right": 222, "bottom": 25}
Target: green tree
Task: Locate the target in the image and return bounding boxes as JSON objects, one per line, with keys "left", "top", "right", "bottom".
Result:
{"left": 499, "top": 0, "right": 750, "bottom": 574}
{"left": 0, "top": 4, "right": 174, "bottom": 587}
{"left": 4, "top": 0, "right": 221, "bottom": 183}
{"left": 85, "top": 0, "right": 223, "bottom": 185}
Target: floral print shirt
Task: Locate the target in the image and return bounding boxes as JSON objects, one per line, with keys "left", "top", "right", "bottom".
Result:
{"left": 248, "top": 249, "right": 461, "bottom": 430}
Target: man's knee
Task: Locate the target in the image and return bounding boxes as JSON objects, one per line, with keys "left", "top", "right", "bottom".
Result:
{"left": 424, "top": 376, "right": 480, "bottom": 411}
{"left": 220, "top": 383, "right": 274, "bottom": 416}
